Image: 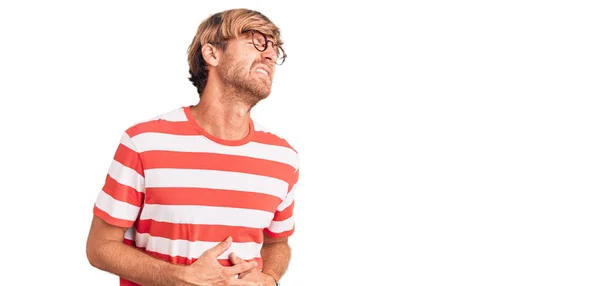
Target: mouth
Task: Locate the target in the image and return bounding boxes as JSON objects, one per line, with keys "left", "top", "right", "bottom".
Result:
{"left": 254, "top": 66, "right": 271, "bottom": 78}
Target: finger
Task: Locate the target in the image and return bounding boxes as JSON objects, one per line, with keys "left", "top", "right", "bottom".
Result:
{"left": 204, "top": 236, "right": 232, "bottom": 258}
{"left": 229, "top": 252, "right": 245, "bottom": 264}
{"left": 229, "top": 280, "right": 262, "bottom": 286}
{"left": 225, "top": 260, "right": 258, "bottom": 276}
{"left": 229, "top": 253, "right": 252, "bottom": 278}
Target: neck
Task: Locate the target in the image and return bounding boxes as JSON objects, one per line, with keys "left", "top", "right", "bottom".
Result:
{"left": 191, "top": 82, "right": 253, "bottom": 141}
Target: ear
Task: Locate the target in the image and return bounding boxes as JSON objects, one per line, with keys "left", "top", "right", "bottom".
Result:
{"left": 201, "top": 44, "right": 220, "bottom": 67}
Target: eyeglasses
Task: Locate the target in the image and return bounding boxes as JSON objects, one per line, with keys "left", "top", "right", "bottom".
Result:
{"left": 243, "top": 29, "right": 287, "bottom": 65}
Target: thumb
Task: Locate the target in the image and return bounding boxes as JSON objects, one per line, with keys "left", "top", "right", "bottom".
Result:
{"left": 206, "top": 236, "right": 233, "bottom": 258}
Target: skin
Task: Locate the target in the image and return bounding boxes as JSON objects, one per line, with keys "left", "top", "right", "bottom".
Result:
{"left": 86, "top": 32, "right": 290, "bottom": 286}
{"left": 86, "top": 217, "right": 259, "bottom": 286}
{"left": 230, "top": 235, "right": 291, "bottom": 286}
{"left": 191, "top": 31, "right": 279, "bottom": 141}
{"left": 194, "top": 30, "right": 291, "bottom": 286}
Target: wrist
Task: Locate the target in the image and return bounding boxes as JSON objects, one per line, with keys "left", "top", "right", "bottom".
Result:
{"left": 167, "top": 264, "right": 188, "bottom": 286}
{"left": 263, "top": 272, "right": 279, "bottom": 286}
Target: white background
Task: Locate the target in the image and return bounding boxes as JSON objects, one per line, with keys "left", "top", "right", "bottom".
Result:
{"left": 1, "top": 0, "right": 599, "bottom": 285}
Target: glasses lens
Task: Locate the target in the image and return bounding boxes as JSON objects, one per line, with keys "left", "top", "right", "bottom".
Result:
{"left": 252, "top": 31, "right": 268, "bottom": 52}
{"left": 276, "top": 47, "right": 286, "bottom": 65}
{"left": 251, "top": 30, "right": 286, "bottom": 65}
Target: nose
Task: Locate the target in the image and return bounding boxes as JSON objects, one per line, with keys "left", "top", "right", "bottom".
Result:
{"left": 261, "top": 42, "right": 278, "bottom": 64}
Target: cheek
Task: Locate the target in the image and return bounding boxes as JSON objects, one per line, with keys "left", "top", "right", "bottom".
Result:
{"left": 234, "top": 50, "right": 258, "bottom": 66}
{"left": 237, "top": 58, "right": 256, "bottom": 74}
{"left": 224, "top": 50, "right": 258, "bottom": 74}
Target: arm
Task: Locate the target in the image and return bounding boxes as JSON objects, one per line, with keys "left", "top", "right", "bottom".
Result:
{"left": 233, "top": 171, "right": 298, "bottom": 285}
{"left": 259, "top": 167, "right": 298, "bottom": 284}
{"left": 87, "top": 216, "right": 259, "bottom": 286}
{"left": 86, "top": 216, "right": 184, "bottom": 286}
{"left": 260, "top": 233, "right": 291, "bottom": 284}
{"left": 88, "top": 130, "right": 258, "bottom": 286}
{"left": 86, "top": 131, "right": 181, "bottom": 285}
{"left": 229, "top": 233, "right": 290, "bottom": 286}
{"left": 231, "top": 161, "right": 300, "bottom": 285}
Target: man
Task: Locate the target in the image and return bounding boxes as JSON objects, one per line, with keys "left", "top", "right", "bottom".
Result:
{"left": 86, "top": 8, "right": 299, "bottom": 286}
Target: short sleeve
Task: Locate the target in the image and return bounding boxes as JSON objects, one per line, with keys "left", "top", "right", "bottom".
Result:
{"left": 93, "top": 131, "right": 145, "bottom": 228}
{"left": 265, "top": 168, "right": 298, "bottom": 238}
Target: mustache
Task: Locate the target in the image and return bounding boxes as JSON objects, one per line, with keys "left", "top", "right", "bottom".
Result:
{"left": 253, "top": 60, "right": 273, "bottom": 67}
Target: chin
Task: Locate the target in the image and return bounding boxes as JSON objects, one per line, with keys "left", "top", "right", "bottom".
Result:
{"left": 254, "top": 90, "right": 271, "bottom": 101}
{"left": 249, "top": 83, "right": 272, "bottom": 99}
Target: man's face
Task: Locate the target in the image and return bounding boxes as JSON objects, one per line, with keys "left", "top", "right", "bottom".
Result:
{"left": 216, "top": 32, "right": 278, "bottom": 104}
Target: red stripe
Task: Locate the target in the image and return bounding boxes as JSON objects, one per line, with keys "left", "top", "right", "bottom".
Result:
{"left": 114, "top": 143, "right": 144, "bottom": 176}
{"left": 93, "top": 206, "right": 134, "bottom": 228}
{"left": 123, "top": 108, "right": 297, "bottom": 152}
{"left": 265, "top": 227, "right": 294, "bottom": 238}
{"left": 273, "top": 201, "right": 294, "bottom": 221}
{"left": 141, "top": 151, "right": 295, "bottom": 183}
{"left": 127, "top": 120, "right": 196, "bottom": 137}
{"left": 119, "top": 278, "right": 141, "bottom": 286}
{"left": 103, "top": 175, "right": 144, "bottom": 207}
{"left": 124, "top": 238, "right": 263, "bottom": 268}
{"left": 145, "top": 187, "right": 281, "bottom": 212}
{"left": 253, "top": 130, "right": 297, "bottom": 151}
{"left": 136, "top": 220, "right": 264, "bottom": 243}
{"left": 290, "top": 169, "right": 300, "bottom": 186}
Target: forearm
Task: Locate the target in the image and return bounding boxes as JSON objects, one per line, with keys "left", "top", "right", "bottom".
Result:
{"left": 88, "top": 240, "right": 185, "bottom": 286}
{"left": 260, "top": 241, "right": 291, "bottom": 282}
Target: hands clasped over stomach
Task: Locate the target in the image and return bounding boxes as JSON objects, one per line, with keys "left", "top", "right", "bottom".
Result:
{"left": 180, "top": 236, "right": 264, "bottom": 286}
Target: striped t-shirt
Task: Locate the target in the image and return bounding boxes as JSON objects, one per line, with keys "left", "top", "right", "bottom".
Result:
{"left": 92, "top": 106, "right": 299, "bottom": 286}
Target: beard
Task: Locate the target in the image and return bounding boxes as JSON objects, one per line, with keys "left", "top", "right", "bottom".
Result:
{"left": 217, "top": 55, "right": 272, "bottom": 108}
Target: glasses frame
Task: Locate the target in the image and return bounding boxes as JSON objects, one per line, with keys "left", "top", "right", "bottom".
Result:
{"left": 242, "top": 29, "right": 287, "bottom": 65}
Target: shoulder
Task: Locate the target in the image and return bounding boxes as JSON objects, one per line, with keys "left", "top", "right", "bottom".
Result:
{"left": 253, "top": 120, "right": 300, "bottom": 171}
{"left": 123, "top": 107, "right": 188, "bottom": 138}
{"left": 253, "top": 121, "right": 298, "bottom": 152}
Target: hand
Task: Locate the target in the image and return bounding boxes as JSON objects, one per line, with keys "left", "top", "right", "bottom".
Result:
{"left": 180, "top": 236, "right": 261, "bottom": 286}
{"left": 229, "top": 253, "right": 276, "bottom": 286}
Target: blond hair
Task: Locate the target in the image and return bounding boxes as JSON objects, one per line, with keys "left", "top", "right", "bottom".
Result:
{"left": 187, "top": 8, "right": 283, "bottom": 96}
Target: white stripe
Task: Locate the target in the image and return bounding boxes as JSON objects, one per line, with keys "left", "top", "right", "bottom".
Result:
{"left": 253, "top": 122, "right": 270, "bottom": 133}
{"left": 145, "top": 168, "right": 287, "bottom": 199}
{"left": 119, "top": 132, "right": 136, "bottom": 151}
{"left": 95, "top": 190, "right": 141, "bottom": 221}
{"left": 124, "top": 227, "right": 136, "bottom": 240}
{"left": 268, "top": 216, "right": 294, "bottom": 234}
{"left": 140, "top": 204, "right": 274, "bottom": 228}
{"left": 154, "top": 108, "right": 188, "bottom": 122}
{"left": 108, "top": 160, "right": 145, "bottom": 193}
{"left": 277, "top": 185, "right": 295, "bottom": 211}
{"left": 134, "top": 232, "right": 261, "bottom": 260}
{"left": 140, "top": 108, "right": 188, "bottom": 123}
{"left": 131, "top": 133, "right": 299, "bottom": 169}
